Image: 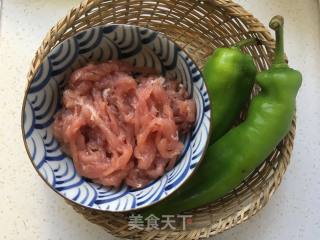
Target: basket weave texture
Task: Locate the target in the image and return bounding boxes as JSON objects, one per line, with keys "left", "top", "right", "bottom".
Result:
{"left": 26, "top": 0, "right": 296, "bottom": 239}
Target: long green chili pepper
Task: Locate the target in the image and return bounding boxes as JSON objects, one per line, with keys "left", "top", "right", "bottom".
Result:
{"left": 140, "top": 15, "right": 302, "bottom": 216}
{"left": 204, "top": 38, "right": 257, "bottom": 143}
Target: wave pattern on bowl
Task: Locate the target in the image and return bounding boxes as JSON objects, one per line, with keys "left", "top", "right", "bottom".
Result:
{"left": 23, "top": 25, "right": 211, "bottom": 211}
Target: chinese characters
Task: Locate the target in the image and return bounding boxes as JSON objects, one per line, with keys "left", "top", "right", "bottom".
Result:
{"left": 128, "top": 214, "right": 192, "bottom": 230}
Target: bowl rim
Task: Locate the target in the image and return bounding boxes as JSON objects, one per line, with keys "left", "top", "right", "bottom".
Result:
{"left": 21, "top": 23, "right": 212, "bottom": 213}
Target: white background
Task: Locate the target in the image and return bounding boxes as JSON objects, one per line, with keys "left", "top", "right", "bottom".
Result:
{"left": 0, "top": 0, "right": 319, "bottom": 239}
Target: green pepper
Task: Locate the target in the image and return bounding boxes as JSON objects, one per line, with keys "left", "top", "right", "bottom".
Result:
{"left": 140, "top": 16, "right": 302, "bottom": 216}
{"left": 204, "top": 38, "right": 257, "bottom": 143}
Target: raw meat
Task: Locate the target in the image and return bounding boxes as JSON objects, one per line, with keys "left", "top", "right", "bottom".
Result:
{"left": 53, "top": 61, "right": 196, "bottom": 188}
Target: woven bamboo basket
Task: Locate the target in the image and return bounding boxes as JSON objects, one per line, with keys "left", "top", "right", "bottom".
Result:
{"left": 26, "top": 0, "right": 296, "bottom": 239}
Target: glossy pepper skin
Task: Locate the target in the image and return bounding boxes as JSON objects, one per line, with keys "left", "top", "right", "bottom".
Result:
{"left": 140, "top": 16, "right": 302, "bottom": 216}
{"left": 204, "top": 39, "right": 257, "bottom": 143}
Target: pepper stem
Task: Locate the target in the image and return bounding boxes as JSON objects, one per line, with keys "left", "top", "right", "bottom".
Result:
{"left": 269, "top": 15, "right": 286, "bottom": 65}
{"left": 233, "top": 38, "right": 259, "bottom": 48}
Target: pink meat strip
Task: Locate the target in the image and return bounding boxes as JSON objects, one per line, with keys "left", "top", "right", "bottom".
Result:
{"left": 53, "top": 61, "right": 196, "bottom": 188}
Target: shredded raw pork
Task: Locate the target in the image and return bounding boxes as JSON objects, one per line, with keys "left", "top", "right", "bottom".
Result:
{"left": 53, "top": 61, "right": 196, "bottom": 188}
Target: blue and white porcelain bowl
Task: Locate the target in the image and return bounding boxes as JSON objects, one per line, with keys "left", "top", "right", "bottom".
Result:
{"left": 22, "top": 24, "right": 211, "bottom": 212}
